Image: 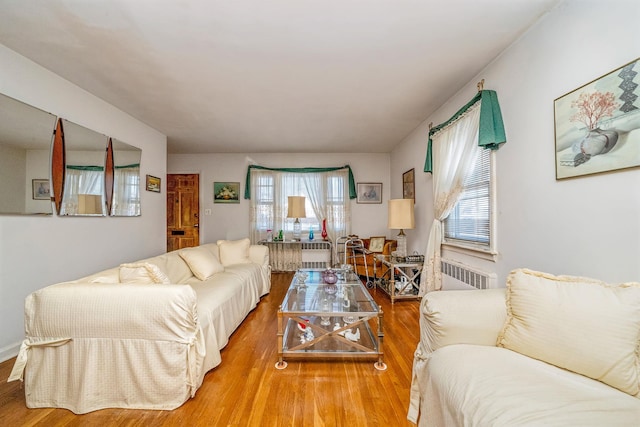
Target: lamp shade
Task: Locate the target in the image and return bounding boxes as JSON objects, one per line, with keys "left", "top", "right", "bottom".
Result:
{"left": 287, "top": 196, "right": 306, "bottom": 218}
{"left": 388, "top": 198, "right": 415, "bottom": 230}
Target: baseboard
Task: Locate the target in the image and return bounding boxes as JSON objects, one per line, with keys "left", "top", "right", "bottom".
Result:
{"left": 0, "top": 342, "right": 20, "bottom": 363}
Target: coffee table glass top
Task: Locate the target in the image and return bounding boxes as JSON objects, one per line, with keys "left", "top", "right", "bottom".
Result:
{"left": 280, "top": 269, "right": 379, "bottom": 315}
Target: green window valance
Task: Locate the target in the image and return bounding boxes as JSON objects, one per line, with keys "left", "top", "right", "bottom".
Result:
{"left": 66, "top": 165, "right": 104, "bottom": 171}
{"left": 424, "top": 90, "right": 506, "bottom": 173}
{"left": 115, "top": 163, "right": 140, "bottom": 169}
{"left": 66, "top": 163, "right": 139, "bottom": 171}
{"left": 244, "top": 165, "right": 357, "bottom": 199}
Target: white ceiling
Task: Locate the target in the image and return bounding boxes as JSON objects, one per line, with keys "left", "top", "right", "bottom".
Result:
{"left": 0, "top": 0, "right": 560, "bottom": 154}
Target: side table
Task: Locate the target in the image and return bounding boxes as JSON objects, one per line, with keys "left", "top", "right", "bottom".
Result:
{"left": 373, "top": 255, "right": 423, "bottom": 304}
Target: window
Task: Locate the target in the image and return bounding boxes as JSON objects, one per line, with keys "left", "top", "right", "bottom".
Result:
{"left": 249, "top": 169, "right": 351, "bottom": 243}
{"left": 444, "top": 148, "right": 494, "bottom": 251}
{"left": 112, "top": 166, "right": 140, "bottom": 216}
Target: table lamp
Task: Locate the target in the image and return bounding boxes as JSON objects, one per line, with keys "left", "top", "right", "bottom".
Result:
{"left": 287, "top": 196, "right": 306, "bottom": 241}
{"left": 388, "top": 198, "right": 415, "bottom": 258}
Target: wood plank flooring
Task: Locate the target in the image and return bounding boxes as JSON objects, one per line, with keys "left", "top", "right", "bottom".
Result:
{"left": 0, "top": 272, "right": 421, "bottom": 426}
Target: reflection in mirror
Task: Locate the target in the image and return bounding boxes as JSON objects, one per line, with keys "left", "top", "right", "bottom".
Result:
{"left": 60, "top": 119, "right": 108, "bottom": 216}
{"left": 110, "top": 138, "right": 141, "bottom": 216}
{"left": 0, "top": 93, "right": 56, "bottom": 215}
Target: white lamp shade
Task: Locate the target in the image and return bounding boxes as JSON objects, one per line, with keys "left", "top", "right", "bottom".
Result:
{"left": 287, "top": 196, "right": 306, "bottom": 218}
{"left": 388, "top": 198, "right": 415, "bottom": 230}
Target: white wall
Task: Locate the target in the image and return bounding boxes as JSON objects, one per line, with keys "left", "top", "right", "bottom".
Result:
{"left": 168, "top": 153, "right": 391, "bottom": 243}
{"left": 0, "top": 44, "right": 168, "bottom": 361}
{"left": 391, "top": 0, "right": 640, "bottom": 286}
{"left": 0, "top": 144, "right": 26, "bottom": 213}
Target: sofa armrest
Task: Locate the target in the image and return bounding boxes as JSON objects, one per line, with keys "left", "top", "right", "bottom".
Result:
{"left": 382, "top": 240, "right": 397, "bottom": 255}
{"left": 25, "top": 282, "right": 200, "bottom": 341}
{"left": 419, "top": 288, "right": 507, "bottom": 354}
{"left": 9, "top": 282, "right": 203, "bottom": 384}
{"left": 249, "top": 244, "right": 269, "bottom": 267}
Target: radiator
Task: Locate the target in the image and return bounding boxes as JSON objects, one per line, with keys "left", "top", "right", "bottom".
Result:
{"left": 441, "top": 259, "right": 497, "bottom": 290}
{"left": 301, "top": 241, "right": 332, "bottom": 269}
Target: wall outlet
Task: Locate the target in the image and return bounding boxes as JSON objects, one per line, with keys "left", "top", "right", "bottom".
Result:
{"left": 204, "top": 209, "right": 212, "bottom": 215}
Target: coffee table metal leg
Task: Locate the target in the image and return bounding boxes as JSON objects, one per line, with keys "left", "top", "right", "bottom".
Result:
{"left": 374, "top": 309, "right": 386, "bottom": 370}
{"left": 275, "top": 307, "right": 287, "bottom": 369}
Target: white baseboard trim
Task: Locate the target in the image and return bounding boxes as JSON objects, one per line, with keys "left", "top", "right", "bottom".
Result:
{"left": 0, "top": 342, "right": 21, "bottom": 363}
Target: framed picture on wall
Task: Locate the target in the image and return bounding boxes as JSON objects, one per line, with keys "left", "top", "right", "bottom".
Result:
{"left": 214, "top": 182, "right": 240, "bottom": 203}
{"left": 32, "top": 179, "right": 50, "bottom": 200}
{"left": 356, "top": 182, "right": 382, "bottom": 204}
{"left": 146, "top": 175, "right": 161, "bottom": 192}
{"left": 403, "top": 168, "right": 415, "bottom": 201}
{"left": 554, "top": 57, "right": 640, "bottom": 179}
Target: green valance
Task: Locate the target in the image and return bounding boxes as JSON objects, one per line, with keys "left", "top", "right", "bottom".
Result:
{"left": 66, "top": 165, "right": 104, "bottom": 171}
{"left": 115, "top": 163, "right": 140, "bottom": 169}
{"left": 244, "top": 165, "right": 357, "bottom": 199}
{"left": 424, "top": 89, "right": 506, "bottom": 173}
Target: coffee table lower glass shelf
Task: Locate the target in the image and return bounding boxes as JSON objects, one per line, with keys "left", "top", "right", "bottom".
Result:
{"left": 276, "top": 269, "right": 386, "bottom": 371}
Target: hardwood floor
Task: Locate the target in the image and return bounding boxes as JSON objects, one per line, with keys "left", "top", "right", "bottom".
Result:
{"left": 0, "top": 273, "right": 421, "bottom": 426}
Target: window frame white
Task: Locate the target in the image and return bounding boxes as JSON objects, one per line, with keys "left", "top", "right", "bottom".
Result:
{"left": 442, "top": 149, "right": 498, "bottom": 261}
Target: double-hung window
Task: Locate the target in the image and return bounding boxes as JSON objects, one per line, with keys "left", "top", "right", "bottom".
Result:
{"left": 443, "top": 147, "right": 494, "bottom": 251}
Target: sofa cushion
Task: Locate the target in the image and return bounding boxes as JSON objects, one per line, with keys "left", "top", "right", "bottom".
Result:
{"left": 496, "top": 268, "right": 640, "bottom": 398}
{"left": 119, "top": 262, "right": 171, "bottom": 284}
{"left": 422, "top": 344, "right": 640, "bottom": 426}
{"left": 139, "top": 252, "right": 193, "bottom": 284}
{"left": 216, "top": 238, "right": 251, "bottom": 266}
{"left": 179, "top": 246, "right": 224, "bottom": 280}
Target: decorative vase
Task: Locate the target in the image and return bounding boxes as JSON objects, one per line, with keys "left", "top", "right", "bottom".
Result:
{"left": 572, "top": 128, "right": 619, "bottom": 157}
{"left": 324, "top": 283, "right": 338, "bottom": 296}
{"left": 322, "top": 269, "right": 338, "bottom": 284}
{"left": 321, "top": 218, "right": 328, "bottom": 240}
{"left": 309, "top": 228, "right": 314, "bottom": 240}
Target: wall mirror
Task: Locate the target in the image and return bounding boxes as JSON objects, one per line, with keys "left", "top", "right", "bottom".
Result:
{"left": 109, "top": 138, "right": 141, "bottom": 216}
{"left": 0, "top": 93, "right": 57, "bottom": 215}
{"left": 59, "top": 119, "right": 108, "bottom": 216}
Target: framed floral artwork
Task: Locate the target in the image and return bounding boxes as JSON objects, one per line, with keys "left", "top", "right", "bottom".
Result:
{"left": 554, "top": 57, "right": 640, "bottom": 179}
{"left": 214, "top": 182, "right": 240, "bottom": 203}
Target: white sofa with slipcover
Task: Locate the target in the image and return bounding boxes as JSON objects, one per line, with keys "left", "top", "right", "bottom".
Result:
{"left": 408, "top": 268, "right": 640, "bottom": 426}
{"left": 8, "top": 239, "right": 270, "bottom": 414}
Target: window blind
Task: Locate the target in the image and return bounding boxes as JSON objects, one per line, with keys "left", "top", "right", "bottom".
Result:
{"left": 444, "top": 147, "right": 490, "bottom": 245}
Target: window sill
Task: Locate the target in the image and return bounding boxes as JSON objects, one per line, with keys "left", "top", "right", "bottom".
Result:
{"left": 441, "top": 241, "right": 497, "bottom": 262}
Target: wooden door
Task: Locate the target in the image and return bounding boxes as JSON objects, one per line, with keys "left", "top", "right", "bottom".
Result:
{"left": 167, "top": 174, "right": 200, "bottom": 251}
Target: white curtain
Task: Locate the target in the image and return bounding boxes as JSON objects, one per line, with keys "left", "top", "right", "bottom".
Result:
{"left": 112, "top": 166, "right": 140, "bottom": 216}
{"left": 302, "top": 169, "right": 350, "bottom": 244}
{"left": 249, "top": 169, "right": 351, "bottom": 245}
{"left": 60, "top": 168, "right": 104, "bottom": 215}
{"left": 421, "top": 102, "right": 481, "bottom": 294}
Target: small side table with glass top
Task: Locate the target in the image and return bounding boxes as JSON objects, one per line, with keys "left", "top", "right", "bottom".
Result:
{"left": 373, "top": 254, "right": 423, "bottom": 304}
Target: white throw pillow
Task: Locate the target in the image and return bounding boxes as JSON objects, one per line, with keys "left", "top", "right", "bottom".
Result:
{"left": 119, "top": 262, "right": 171, "bottom": 284}
{"left": 179, "top": 246, "right": 224, "bottom": 280}
{"left": 496, "top": 268, "right": 640, "bottom": 397}
{"left": 216, "top": 238, "right": 251, "bottom": 266}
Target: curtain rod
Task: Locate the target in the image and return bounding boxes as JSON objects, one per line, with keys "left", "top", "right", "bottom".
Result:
{"left": 428, "top": 80, "right": 484, "bottom": 131}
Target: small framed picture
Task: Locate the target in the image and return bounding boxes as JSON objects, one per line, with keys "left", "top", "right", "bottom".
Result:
{"left": 214, "top": 182, "right": 240, "bottom": 203}
{"left": 403, "top": 168, "right": 415, "bottom": 202}
{"left": 368, "top": 236, "right": 386, "bottom": 253}
{"left": 146, "top": 175, "right": 161, "bottom": 192}
{"left": 32, "top": 179, "right": 50, "bottom": 200}
{"left": 356, "top": 182, "right": 382, "bottom": 204}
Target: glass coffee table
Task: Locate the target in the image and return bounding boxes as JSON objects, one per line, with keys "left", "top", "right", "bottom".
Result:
{"left": 276, "top": 268, "right": 386, "bottom": 371}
